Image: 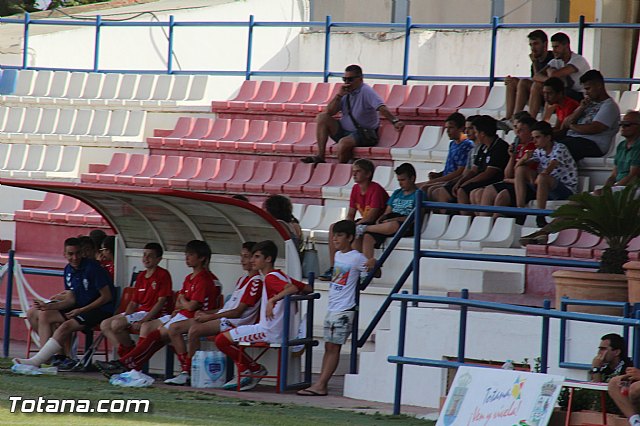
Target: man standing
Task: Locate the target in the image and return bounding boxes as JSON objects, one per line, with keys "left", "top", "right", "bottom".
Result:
{"left": 530, "top": 32, "right": 591, "bottom": 117}
{"left": 14, "top": 237, "right": 114, "bottom": 368}
{"left": 318, "top": 159, "right": 388, "bottom": 281}
{"left": 559, "top": 70, "right": 620, "bottom": 160}
{"left": 504, "top": 30, "right": 554, "bottom": 121}
{"left": 301, "top": 65, "right": 403, "bottom": 164}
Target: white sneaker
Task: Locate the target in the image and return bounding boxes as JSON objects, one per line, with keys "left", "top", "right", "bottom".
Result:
{"left": 240, "top": 365, "right": 268, "bottom": 391}
{"left": 164, "top": 371, "right": 190, "bottom": 386}
{"left": 222, "top": 373, "right": 251, "bottom": 391}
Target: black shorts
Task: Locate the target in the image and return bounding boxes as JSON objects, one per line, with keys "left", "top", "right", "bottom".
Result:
{"left": 65, "top": 308, "right": 112, "bottom": 331}
{"left": 366, "top": 214, "right": 414, "bottom": 249}
{"left": 331, "top": 122, "right": 379, "bottom": 147}
{"left": 492, "top": 181, "right": 516, "bottom": 206}
{"left": 459, "top": 177, "right": 504, "bottom": 195}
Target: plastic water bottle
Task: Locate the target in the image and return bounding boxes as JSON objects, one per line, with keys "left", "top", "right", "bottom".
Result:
{"left": 11, "top": 364, "right": 42, "bottom": 375}
{"left": 501, "top": 359, "right": 515, "bottom": 370}
{"left": 38, "top": 366, "right": 58, "bottom": 375}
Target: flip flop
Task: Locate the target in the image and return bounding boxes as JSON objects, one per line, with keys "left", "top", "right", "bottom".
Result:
{"left": 296, "top": 389, "right": 328, "bottom": 396}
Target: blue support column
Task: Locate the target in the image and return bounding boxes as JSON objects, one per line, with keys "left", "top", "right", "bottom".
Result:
{"left": 22, "top": 13, "right": 30, "bottom": 69}
{"left": 245, "top": 15, "right": 255, "bottom": 80}
{"left": 458, "top": 289, "right": 468, "bottom": 363}
{"left": 540, "top": 299, "right": 551, "bottom": 373}
{"left": 401, "top": 16, "right": 411, "bottom": 85}
{"left": 393, "top": 291, "right": 409, "bottom": 415}
{"left": 350, "top": 278, "right": 360, "bottom": 374}
{"left": 167, "top": 15, "right": 175, "bottom": 74}
{"left": 323, "top": 16, "right": 332, "bottom": 82}
{"left": 3, "top": 250, "right": 15, "bottom": 357}
{"left": 411, "top": 190, "right": 423, "bottom": 301}
{"left": 577, "top": 15, "right": 585, "bottom": 55}
{"left": 93, "top": 15, "right": 102, "bottom": 73}
{"left": 488, "top": 16, "right": 499, "bottom": 87}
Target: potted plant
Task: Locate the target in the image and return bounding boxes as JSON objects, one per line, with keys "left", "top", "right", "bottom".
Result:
{"left": 546, "top": 183, "right": 640, "bottom": 313}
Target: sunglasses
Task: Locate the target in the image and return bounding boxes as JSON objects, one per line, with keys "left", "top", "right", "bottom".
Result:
{"left": 621, "top": 122, "right": 640, "bottom": 128}
{"left": 342, "top": 76, "right": 361, "bottom": 83}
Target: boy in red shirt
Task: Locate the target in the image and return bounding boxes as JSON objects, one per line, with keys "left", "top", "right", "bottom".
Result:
{"left": 164, "top": 241, "right": 263, "bottom": 386}
{"left": 96, "top": 240, "right": 221, "bottom": 378}
{"left": 215, "top": 240, "right": 312, "bottom": 391}
{"left": 99, "top": 242, "right": 173, "bottom": 358}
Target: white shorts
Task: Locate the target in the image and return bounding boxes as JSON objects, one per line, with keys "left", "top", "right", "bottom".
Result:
{"left": 229, "top": 324, "right": 268, "bottom": 344}
{"left": 158, "top": 313, "right": 189, "bottom": 329}
{"left": 122, "top": 311, "right": 149, "bottom": 324}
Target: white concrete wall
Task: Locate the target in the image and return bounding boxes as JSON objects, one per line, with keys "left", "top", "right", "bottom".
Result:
{"left": 344, "top": 305, "right": 620, "bottom": 408}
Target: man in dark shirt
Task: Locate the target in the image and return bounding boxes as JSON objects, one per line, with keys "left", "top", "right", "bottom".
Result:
{"left": 14, "top": 237, "right": 114, "bottom": 367}
{"left": 504, "top": 30, "right": 554, "bottom": 120}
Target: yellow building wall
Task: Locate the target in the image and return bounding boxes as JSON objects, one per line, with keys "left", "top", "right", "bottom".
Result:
{"left": 570, "top": 0, "right": 596, "bottom": 21}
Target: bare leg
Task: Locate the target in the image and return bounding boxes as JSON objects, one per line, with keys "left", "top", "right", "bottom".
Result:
{"left": 335, "top": 135, "right": 357, "bottom": 164}
{"left": 608, "top": 376, "right": 638, "bottom": 418}
{"left": 101, "top": 315, "right": 135, "bottom": 347}
{"left": 528, "top": 81, "right": 544, "bottom": 118}
{"left": 167, "top": 319, "right": 196, "bottom": 355}
{"left": 515, "top": 79, "right": 533, "bottom": 114}
{"left": 492, "top": 189, "right": 513, "bottom": 218}
{"left": 505, "top": 77, "right": 520, "bottom": 120}
{"left": 478, "top": 185, "right": 497, "bottom": 217}
{"left": 515, "top": 167, "right": 535, "bottom": 208}
{"left": 315, "top": 112, "right": 340, "bottom": 160}
{"left": 535, "top": 174, "right": 555, "bottom": 210}
{"left": 187, "top": 320, "right": 221, "bottom": 358}
{"left": 37, "top": 309, "right": 65, "bottom": 344}
{"left": 299, "top": 342, "right": 342, "bottom": 395}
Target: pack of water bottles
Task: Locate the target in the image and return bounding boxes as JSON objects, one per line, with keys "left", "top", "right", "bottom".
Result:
{"left": 191, "top": 350, "right": 226, "bottom": 388}
{"left": 11, "top": 364, "right": 57, "bottom": 375}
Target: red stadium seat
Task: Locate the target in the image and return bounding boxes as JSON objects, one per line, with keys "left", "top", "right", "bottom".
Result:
{"left": 97, "top": 154, "right": 147, "bottom": 184}
{"left": 417, "top": 85, "right": 448, "bottom": 116}
{"left": 15, "top": 193, "right": 63, "bottom": 221}
{"left": 385, "top": 84, "right": 410, "bottom": 114}
{"left": 147, "top": 117, "right": 195, "bottom": 148}
{"left": 372, "top": 83, "right": 390, "bottom": 102}
{"left": 301, "top": 83, "right": 336, "bottom": 114}
{"left": 217, "top": 120, "right": 268, "bottom": 151}
{"left": 549, "top": 232, "right": 600, "bottom": 257}
{"left": 282, "top": 82, "right": 314, "bottom": 113}
{"left": 228, "top": 81, "right": 276, "bottom": 111}
{"left": 202, "top": 159, "right": 244, "bottom": 191}
{"left": 134, "top": 155, "right": 183, "bottom": 186}
{"left": 270, "top": 122, "right": 306, "bottom": 153}
{"left": 49, "top": 197, "right": 82, "bottom": 223}
{"left": 389, "top": 124, "right": 422, "bottom": 149}
{"left": 283, "top": 162, "right": 332, "bottom": 195}
{"left": 218, "top": 159, "right": 259, "bottom": 192}
{"left": 457, "top": 85, "right": 490, "bottom": 110}
{"left": 32, "top": 195, "right": 78, "bottom": 222}
{"left": 304, "top": 163, "right": 352, "bottom": 196}
{"left": 247, "top": 161, "right": 295, "bottom": 193}
{"left": 167, "top": 157, "right": 206, "bottom": 189}
{"left": 571, "top": 236, "right": 605, "bottom": 259}
{"left": 211, "top": 80, "right": 259, "bottom": 112}
{"left": 290, "top": 122, "right": 318, "bottom": 154}
{"left": 352, "top": 124, "right": 399, "bottom": 156}
{"left": 116, "top": 155, "right": 164, "bottom": 185}
{"left": 165, "top": 118, "right": 213, "bottom": 149}
{"left": 230, "top": 160, "right": 276, "bottom": 192}
{"left": 526, "top": 229, "right": 581, "bottom": 256}
{"left": 183, "top": 118, "right": 231, "bottom": 150}
{"left": 186, "top": 158, "right": 225, "bottom": 190}
{"left": 81, "top": 153, "right": 130, "bottom": 183}
{"left": 238, "top": 121, "right": 287, "bottom": 152}
{"left": 272, "top": 162, "right": 313, "bottom": 193}
{"left": 66, "top": 202, "right": 104, "bottom": 226}
{"left": 200, "top": 119, "right": 249, "bottom": 151}
{"left": 435, "top": 85, "right": 469, "bottom": 116}
{"left": 255, "top": 82, "right": 296, "bottom": 111}
{"left": 397, "top": 85, "right": 428, "bottom": 116}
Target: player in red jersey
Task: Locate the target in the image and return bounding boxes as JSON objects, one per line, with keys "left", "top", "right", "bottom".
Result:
{"left": 215, "top": 240, "right": 312, "bottom": 391}
{"left": 164, "top": 241, "right": 263, "bottom": 386}
{"left": 99, "top": 242, "right": 173, "bottom": 358}
{"left": 95, "top": 240, "right": 221, "bottom": 378}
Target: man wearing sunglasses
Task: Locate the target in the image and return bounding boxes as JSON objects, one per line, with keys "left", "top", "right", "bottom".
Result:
{"left": 301, "top": 64, "right": 403, "bottom": 164}
{"left": 598, "top": 110, "right": 640, "bottom": 192}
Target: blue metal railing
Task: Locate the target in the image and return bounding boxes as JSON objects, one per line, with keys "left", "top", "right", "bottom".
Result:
{"left": 2, "top": 13, "right": 640, "bottom": 85}
{"left": 388, "top": 291, "right": 640, "bottom": 415}
{"left": 350, "top": 192, "right": 600, "bottom": 374}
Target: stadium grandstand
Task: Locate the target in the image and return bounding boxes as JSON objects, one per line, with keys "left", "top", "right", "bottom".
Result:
{"left": 2, "top": 0, "right": 640, "bottom": 423}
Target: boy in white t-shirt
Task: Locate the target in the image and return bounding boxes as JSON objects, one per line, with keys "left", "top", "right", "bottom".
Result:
{"left": 297, "top": 220, "right": 367, "bottom": 396}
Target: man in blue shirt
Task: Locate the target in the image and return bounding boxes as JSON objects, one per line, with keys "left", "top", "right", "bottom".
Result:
{"left": 14, "top": 237, "right": 114, "bottom": 368}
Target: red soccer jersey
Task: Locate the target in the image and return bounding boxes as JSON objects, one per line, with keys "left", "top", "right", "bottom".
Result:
{"left": 555, "top": 97, "right": 580, "bottom": 126}
{"left": 349, "top": 181, "right": 389, "bottom": 220}
{"left": 259, "top": 269, "right": 304, "bottom": 340}
{"left": 178, "top": 270, "right": 221, "bottom": 318}
{"left": 132, "top": 266, "right": 173, "bottom": 315}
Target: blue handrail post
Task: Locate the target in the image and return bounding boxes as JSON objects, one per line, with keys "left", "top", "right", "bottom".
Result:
{"left": 458, "top": 289, "right": 468, "bottom": 363}
{"left": 93, "top": 15, "right": 102, "bottom": 73}
{"left": 323, "top": 16, "right": 332, "bottom": 83}
{"left": 245, "top": 15, "right": 255, "bottom": 80}
{"left": 540, "top": 299, "right": 551, "bottom": 374}
{"left": 281, "top": 294, "right": 291, "bottom": 392}
{"left": 3, "top": 250, "right": 15, "bottom": 357}
{"left": 401, "top": 16, "right": 411, "bottom": 85}
{"left": 577, "top": 15, "right": 585, "bottom": 56}
{"left": 634, "top": 308, "right": 640, "bottom": 368}
{"left": 167, "top": 15, "right": 175, "bottom": 74}
{"left": 22, "top": 13, "right": 30, "bottom": 69}
{"left": 304, "top": 273, "right": 315, "bottom": 386}
{"left": 558, "top": 297, "right": 567, "bottom": 365}
{"left": 393, "top": 290, "right": 409, "bottom": 416}
{"left": 412, "top": 190, "right": 423, "bottom": 303}
{"left": 350, "top": 276, "right": 360, "bottom": 374}
{"left": 488, "top": 15, "right": 499, "bottom": 88}
{"left": 623, "top": 302, "right": 631, "bottom": 349}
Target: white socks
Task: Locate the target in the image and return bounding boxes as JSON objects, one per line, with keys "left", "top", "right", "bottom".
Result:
{"left": 630, "top": 414, "right": 640, "bottom": 426}
{"left": 13, "top": 338, "right": 62, "bottom": 366}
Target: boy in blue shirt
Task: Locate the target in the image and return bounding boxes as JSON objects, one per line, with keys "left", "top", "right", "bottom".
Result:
{"left": 361, "top": 163, "right": 418, "bottom": 277}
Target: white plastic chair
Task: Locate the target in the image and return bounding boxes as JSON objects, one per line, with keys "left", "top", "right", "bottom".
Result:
{"left": 16, "top": 107, "right": 43, "bottom": 136}
{"left": 169, "top": 75, "right": 191, "bottom": 101}
{"left": 299, "top": 205, "right": 325, "bottom": 232}
{"left": 113, "top": 74, "right": 139, "bottom": 101}
{"left": 477, "top": 85, "right": 507, "bottom": 117}
{"left": 373, "top": 166, "right": 394, "bottom": 191}
{"left": 38, "top": 145, "right": 62, "bottom": 172}
{"left": 27, "top": 70, "right": 53, "bottom": 97}
{"left": 50, "top": 109, "right": 76, "bottom": 137}
{"left": 73, "top": 73, "right": 104, "bottom": 106}
{"left": 133, "top": 74, "right": 156, "bottom": 101}
{"left": 11, "top": 70, "right": 36, "bottom": 96}
{"left": 46, "top": 71, "right": 71, "bottom": 98}
{"left": 311, "top": 206, "right": 348, "bottom": 241}
{"left": 46, "top": 145, "right": 82, "bottom": 179}
{"left": 35, "top": 108, "right": 59, "bottom": 135}
{"left": 439, "top": 216, "right": 493, "bottom": 249}
{"left": 292, "top": 203, "right": 306, "bottom": 222}
{"left": 105, "top": 110, "right": 128, "bottom": 136}
{"left": 424, "top": 215, "right": 471, "bottom": 249}
{"left": 618, "top": 91, "right": 640, "bottom": 113}
{"left": 122, "top": 110, "right": 146, "bottom": 137}
{"left": 429, "top": 132, "right": 452, "bottom": 161}
{"left": 0, "top": 143, "right": 11, "bottom": 169}
{"left": 461, "top": 216, "right": 516, "bottom": 250}
{"left": 58, "top": 72, "right": 88, "bottom": 103}
{"left": 407, "top": 126, "right": 444, "bottom": 161}
{"left": 150, "top": 74, "right": 172, "bottom": 100}
{"left": 2, "top": 144, "right": 28, "bottom": 171}
{"left": 185, "top": 75, "right": 209, "bottom": 101}
{"left": 97, "top": 73, "right": 121, "bottom": 100}
{"left": 1, "top": 107, "right": 26, "bottom": 133}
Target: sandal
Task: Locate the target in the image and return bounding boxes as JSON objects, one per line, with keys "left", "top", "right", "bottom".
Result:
{"left": 300, "top": 156, "right": 325, "bottom": 164}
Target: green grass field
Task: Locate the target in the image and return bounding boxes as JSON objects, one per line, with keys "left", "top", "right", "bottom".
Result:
{"left": 0, "top": 359, "right": 434, "bottom": 425}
